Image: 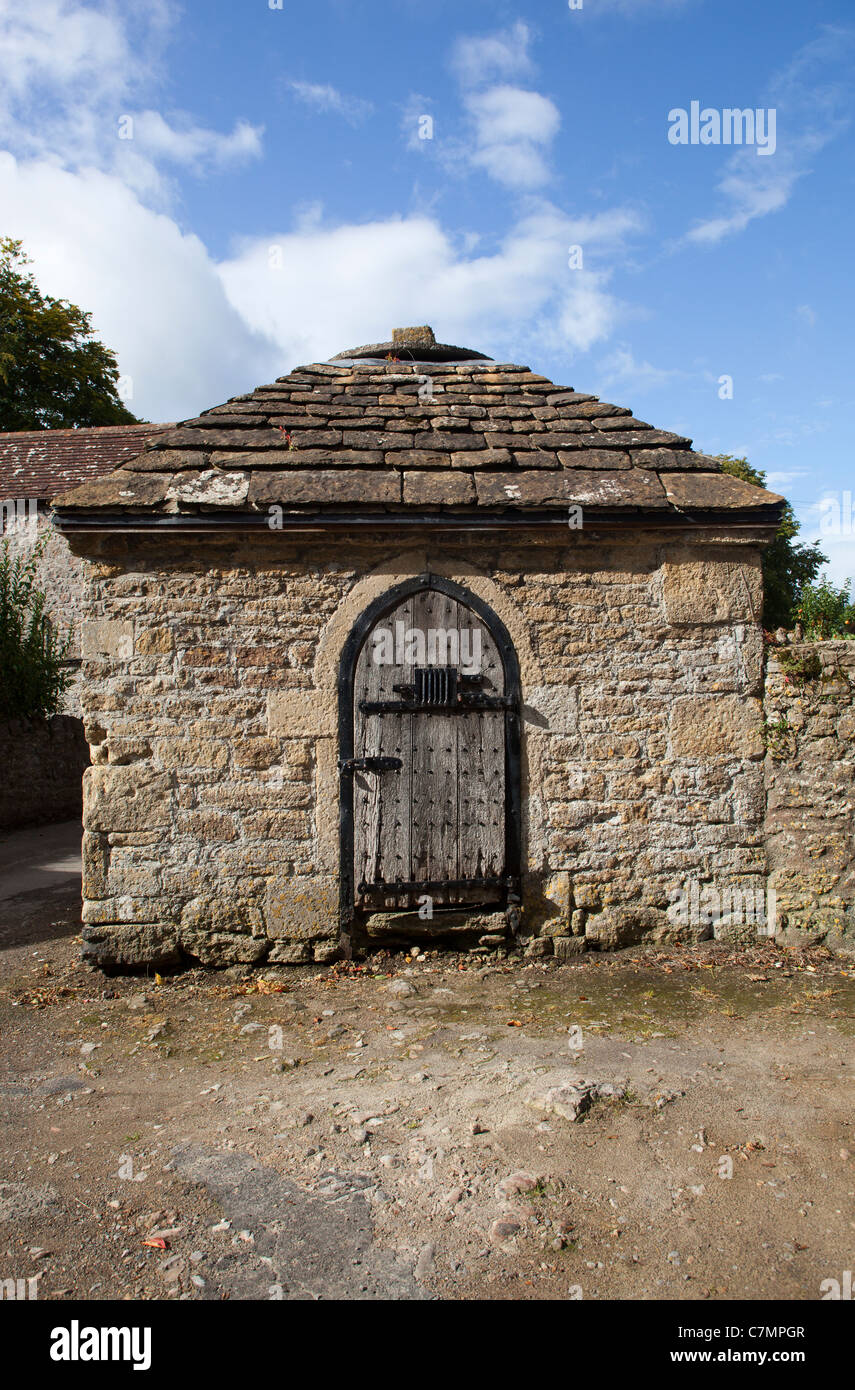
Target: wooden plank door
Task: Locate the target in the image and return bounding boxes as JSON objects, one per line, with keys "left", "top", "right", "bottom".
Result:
{"left": 351, "top": 587, "right": 506, "bottom": 911}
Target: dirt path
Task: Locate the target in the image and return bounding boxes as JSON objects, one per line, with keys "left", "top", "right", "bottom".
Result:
{"left": 0, "top": 883, "right": 853, "bottom": 1302}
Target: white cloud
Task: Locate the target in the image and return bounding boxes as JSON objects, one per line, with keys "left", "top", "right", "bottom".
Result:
{"left": 126, "top": 111, "right": 263, "bottom": 169}
{"left": 796, "top": 303, "right": 817, "bottom": 328}
{"left": 445, "top": 25, "right": 561, "bottom": 191}
{"left": 590, "top": 0, "right": 691, "bottom": 11}
{"left": 466, "top": 86, "right": 560, "bottom": 147}
{"left": 795, "top": 495, "right": 855, "bottom": 585}
{"left": 450, "top": 22, "right": 534, "bottom": 87}
{"left": 0, "top": 153, "right": 278, "bottom": 421}
{"left": 0, "top": 0, "right": 148, "bottom": 101}
{"left": 0, "top": 0, "right": 262, "bottom": 194}
{"left": 288, "top": 81, "right": 373, "bottom": 125}
{"left": 685, "top": 27, "right": 854, "bottom": 245}
{"left": 816, "top": 541, "right": 855, "bottom": 588}
{"left": 685, "top": 155, "right": 803, "bottom": 245}
{"left": 597, "top": 347, "right": 688, "bottom": 393}
{"left": 220, "top": 202, "right": 642, "bottom": 367}
{"left": 767, "top": 470, "right": 810, "bottom": 490}
{"left": 464, "top": 86, "right": 561, "bottom": 189}
{"left": 0, "top": 5, "right": 645, "bottom": 424}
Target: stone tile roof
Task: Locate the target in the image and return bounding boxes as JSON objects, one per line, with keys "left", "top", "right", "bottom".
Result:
{"left": 0, "top": 424, "right": 170, "bottom": 502}
{"left": 52, "top": 350, "right": 784, "bottom": 524}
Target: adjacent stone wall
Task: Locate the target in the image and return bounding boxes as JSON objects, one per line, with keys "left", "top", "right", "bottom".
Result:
{"left": 2, "top": 510, "right": 84, "bottom": 715}
{"left": 764, "top": 641, "right": 855, "bottom": 954}
{"left": 0, "top": 715, "right": 89, "bottom": 831}
{"left": 71, "top": 530, "right": 768, "bottom": 970}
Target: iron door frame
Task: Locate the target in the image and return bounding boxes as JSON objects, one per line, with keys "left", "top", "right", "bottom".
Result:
{"left": 337, "top": 572, "right": 522, "bottom": 950}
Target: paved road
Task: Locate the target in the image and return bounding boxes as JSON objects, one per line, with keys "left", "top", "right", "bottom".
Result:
{"left": 0, "top": 819, "right": 81, "bottom": 902}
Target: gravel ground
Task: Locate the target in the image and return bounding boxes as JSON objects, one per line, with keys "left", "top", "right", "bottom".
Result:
{"left": 1, "top": 879, "right": 853, "bottom": 1302}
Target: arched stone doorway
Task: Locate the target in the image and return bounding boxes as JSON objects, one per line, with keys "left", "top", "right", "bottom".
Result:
{"left": 338, "top": 573, "right": 522, "bottom": 949}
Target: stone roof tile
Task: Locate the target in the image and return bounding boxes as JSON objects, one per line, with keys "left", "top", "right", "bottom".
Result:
{"left": 661, "top": 472, "right": 785, "bottom": 510}
{"left": 475, "top": 469, "right": 668, "bottom": 508}
{"left": 0, "top": 423, "right": 169, "bottom": 500}
{"left": 51, "top": 334, "right": 785, "bottom": 526}
{"left": 52, "top": 469, "right": 173, "bottom": 509}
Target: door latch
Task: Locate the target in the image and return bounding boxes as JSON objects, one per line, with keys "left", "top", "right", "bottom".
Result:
{"left": 339, "top": 756, "right": 403, "bottom": 774}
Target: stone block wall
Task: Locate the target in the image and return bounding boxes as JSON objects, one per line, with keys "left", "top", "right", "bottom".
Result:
{"left": 2, "top": 511, "right": 84, "bottom": 715}
{"left": 0, "top": 715, "right": 89, "bottom": 831}
{"left": 764, "top": 641, "right": 855, "bottom": 954}
{"left": 72, "top": 531, "right": 768, "bottom": 970}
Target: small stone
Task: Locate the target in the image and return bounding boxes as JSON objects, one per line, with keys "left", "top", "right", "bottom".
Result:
{"left": 496, "top": 1172, "right": 538, "bottom": 1199}
{"left": 489, "top": 1218, "right": 522, "bottom": 1244}
{"left": 528, "top": 1083, "right": 594, "bottom": 1122}
{"left": 414, "top": 1244, "right": 435, "bottom": 1280}
{"left": 159, "top": 1256, "right": 184, "bottom": 1282}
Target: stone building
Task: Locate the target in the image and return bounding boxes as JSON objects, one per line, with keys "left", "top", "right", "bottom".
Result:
{"left": 0, "top": 423, "right": 167, "bottom": 714}
{"left": 0, "top": 424, "right": 165, "bottom": 830}
{"left": 52, "top": 327, "right": 785, "bottom": 971}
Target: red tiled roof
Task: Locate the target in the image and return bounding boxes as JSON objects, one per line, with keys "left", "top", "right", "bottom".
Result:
{"left": 0, "top": 424, "right": 171, "bottom": 502}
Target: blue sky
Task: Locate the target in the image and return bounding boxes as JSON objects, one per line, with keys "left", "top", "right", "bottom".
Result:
{"left": 1, "top": 0, "right": 853, "bottom": 578}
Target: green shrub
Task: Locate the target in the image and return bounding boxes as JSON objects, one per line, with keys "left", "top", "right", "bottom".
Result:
{"left": 0, "top": 536, "right": 72, "bottom": 718}
{"left": 796, "top": 579, "right": 855, "bottom": 641}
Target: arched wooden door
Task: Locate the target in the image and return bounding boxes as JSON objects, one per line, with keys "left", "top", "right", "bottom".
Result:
{"left": 338, "top": 574, "right": 521, "bottom": 944}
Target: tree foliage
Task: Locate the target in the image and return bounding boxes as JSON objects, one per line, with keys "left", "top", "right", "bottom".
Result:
{"left": 796, "top": 578, "right": 855, "bottom": 640}
{"left": 716, "top": 454, "right": 827, "bottom": 630}
{"left": 0, "top": 537, "right": 72, "bottom": 718}
{"left": 0, "top": 238, "right": 139, "bottom": 430}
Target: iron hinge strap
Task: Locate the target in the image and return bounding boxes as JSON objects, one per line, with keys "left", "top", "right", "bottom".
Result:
{"left": 338, "top": 756, "right": 403, "bottom": 774}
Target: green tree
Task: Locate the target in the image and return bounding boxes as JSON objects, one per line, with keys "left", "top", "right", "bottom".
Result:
{"left": 0, "top": 237, "right": 139, "bottom": 430}
{"left": 716, "top": 454, "right": 827, "bottom": 630}
{"left": 0, "top": 537, "right": 72, "bottom": 718}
